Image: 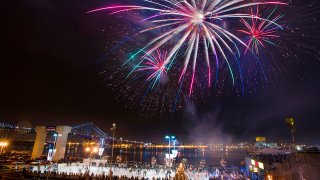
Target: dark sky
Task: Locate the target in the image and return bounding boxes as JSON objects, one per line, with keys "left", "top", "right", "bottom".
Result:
{"left": 1, "top": 0, "right": 320, "bottom": 144}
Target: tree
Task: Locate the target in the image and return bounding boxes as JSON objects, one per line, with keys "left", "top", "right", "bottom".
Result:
{"left": 174, "top": 163, "right": 188, "bottom": 180}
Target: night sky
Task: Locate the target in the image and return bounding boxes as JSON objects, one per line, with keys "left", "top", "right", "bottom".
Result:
{"left": 2, "top": 0, "right": 320, "bottom": 144}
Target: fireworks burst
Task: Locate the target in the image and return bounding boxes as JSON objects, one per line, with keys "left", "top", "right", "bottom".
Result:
{"left": 89, "top": 0, "right": 286, "bottom": 97}
{"left": 238, "top": 7, "right": 284, "bottom": 54}
{"left": 131, "top": 50, "right": 169, "bottom": 89}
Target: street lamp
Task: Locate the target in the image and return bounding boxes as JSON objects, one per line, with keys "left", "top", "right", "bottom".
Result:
{"left": 165, "top": 136, "right": 175, "bottom": 156}
{"left": 0, "top": 141, "right": 8, "bottom": 154}
{"left": 53, "top": 133, "right": 62, "bottom": 151}
{"left": 93, "top": 147, "right": 99, "bottom": 153}
{"left": 52, "top": 133, "right": 62, "bottom": 159}
{"left": 110, "top": 123, "right": 116, "bottom": 169}
{"left": 165, "top": 135, "right": 175, "bottom": 173}
{"left": 85, "top": 147, "right": 90, "bottom": 152}
{"left": 285, "top": 118, "right": 296, "bottom": 146}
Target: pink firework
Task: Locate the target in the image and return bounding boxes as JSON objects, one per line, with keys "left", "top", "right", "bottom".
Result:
{"left": 135, "top": 50, "right": 168, "bottom": 88}
{"left": 238, "top": 7, "right": 283, "bottom": 54}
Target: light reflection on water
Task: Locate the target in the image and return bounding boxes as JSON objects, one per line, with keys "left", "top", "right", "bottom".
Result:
{"left": 110, "top": 149, "right": 247, "bottom": 167}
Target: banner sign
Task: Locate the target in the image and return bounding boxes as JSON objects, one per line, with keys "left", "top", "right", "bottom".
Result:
{"left": 47, "top": 149, "right": 53, "bottom": 161}
{"left": 98, "top": 148, "right": 104, "bottom": 156}
{"left": 46, "top": 126, "right": 56, "bottom": 132}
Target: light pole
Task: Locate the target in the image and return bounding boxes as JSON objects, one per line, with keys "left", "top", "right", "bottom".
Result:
{"left": 52, "top": 133, "right": 62, "bottom": 160}
{"left": 110, "top": 123, "right": 116, "bottom": 169}
{"left": 165, "top": 136, "right": 175, "bottom": 157}
{"left": 172, "top": 139, "right": 177, "bottom": 168}
{"left": 285, "top": 118, "right": 296, "bottom": 147}
{"left": 53, "top": 133, "right": 62, "bottom": 151}
{"left": 0, "top": 141, "right": 8, "bottom": 154}
{"left": 165, "top": 135, "right": 175, "bottom": 173}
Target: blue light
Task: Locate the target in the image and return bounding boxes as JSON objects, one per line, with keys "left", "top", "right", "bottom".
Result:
{"left": 171, "top": 136, "right": 175, "bottom": 139}
{"left": 165, "top": 136, "right": 170, "bottom": 139}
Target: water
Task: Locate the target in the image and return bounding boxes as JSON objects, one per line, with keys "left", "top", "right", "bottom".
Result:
{"left": 112, "top": 149, "right": 247, "bottom": 167}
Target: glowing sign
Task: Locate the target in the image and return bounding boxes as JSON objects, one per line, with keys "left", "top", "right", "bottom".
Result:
{"left": 258, "top": 162, "right": 264, "bottom": 169}
{"left": 47, "top": 149, "right": 53, "bottom": 161}
{"left": 250, "top": 159, "right": 264, "bottom": 170}
{"left": 256, "top": 137, "right": 266, "bottom": 142}
{"left": 98, "top": 148, "right": 104, "bottom": 156}
{"left": 46, "top": 126, "right": 56, "bottom": 132}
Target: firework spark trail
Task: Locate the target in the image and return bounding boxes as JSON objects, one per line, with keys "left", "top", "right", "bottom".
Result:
{"left": 135, "top": 50, "right": 168, "bottom": 89}
{"left": 238, "top": 7, "right": 284, "bottom": 54}
{"left": 89, "top": 0, "right": 286, "bottom": 95}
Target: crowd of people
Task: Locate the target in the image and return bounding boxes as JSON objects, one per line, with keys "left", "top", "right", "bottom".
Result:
{"left": 24, "top": 170, "right": 150, "bottom": 179}
{"left": 249, "top": 153, "right": 292, "bottom": 165}
{"left": 18, "top": 161, "right": 247, "bottom": 179}
{"left": 21, "top": 169, "right": 245, "bottom": 180}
